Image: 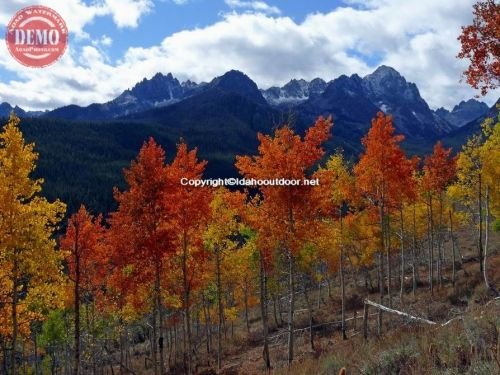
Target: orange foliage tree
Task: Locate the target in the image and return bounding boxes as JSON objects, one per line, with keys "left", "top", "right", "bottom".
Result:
{"left": 354, "top": 112, "right": 415, "bottom": 319}
{"left": 236, "top": 116, "right": 332, "bottom": 365}
{"left": 422, "top": 142, "right": 457, "bottom": 293}
{"left": 108, "top": 138, "right": 172, "bottom": 375}
{"left": 165, "top": 142, "right": 212, "bottom": 373}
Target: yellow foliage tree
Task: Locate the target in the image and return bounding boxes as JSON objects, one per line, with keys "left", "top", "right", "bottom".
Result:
{"left": 478, "top": 113, "right": 499, "bottom": 289}
{"left": 320, "top": 152, "right": 355, "bottom": 339}
{"left": 204, "top": 188, "right": 242, "bottom": 370}
{"left": 0, "top": 114, "right": 66, "bottom": 374}
{"left": 449, "top": 110, "right": 499, "bottom": 289}
{"left": 480, "top": 115, "right": 500, "bottom": 217}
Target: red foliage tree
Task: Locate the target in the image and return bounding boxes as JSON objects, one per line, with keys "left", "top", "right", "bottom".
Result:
{"left": 458, "top": 0, "right": 500, "bottom": 95}
{"left": 108, "top": 138, "right": 172, "bottom": 374}
{"left": 422, "top": 141, "right": 457, "bottom": 195}
{"left": 61, "top": 205, "right": 105, "bottom": 375}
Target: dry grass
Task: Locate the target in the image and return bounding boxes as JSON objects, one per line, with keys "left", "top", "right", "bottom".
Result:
{"left": 271, "top": 302, "right": 499, "bottom": 374}
{"left": 216, "top": 230, "right": 500, "bottom": 374}
{"left": 100, "top": 229, "right": 499, "bottom": 374}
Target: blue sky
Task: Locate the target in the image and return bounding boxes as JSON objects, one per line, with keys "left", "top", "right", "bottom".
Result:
{"left": 1, "top": 1, "right": 344, "bottom": 70}
{"left": 81, "top": 1, "right": 342, "bottom": 62}
{"left": 0, "top": 0, "right": 497, "bottom": 111}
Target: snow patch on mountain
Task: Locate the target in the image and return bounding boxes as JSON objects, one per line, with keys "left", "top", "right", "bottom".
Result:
{"left": 261, "top": 78, "right": 328, "bottom": 107}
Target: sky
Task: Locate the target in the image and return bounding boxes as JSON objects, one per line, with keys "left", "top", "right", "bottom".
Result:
{"left": 0, "top": 0, "right": 498, "bottom": 111}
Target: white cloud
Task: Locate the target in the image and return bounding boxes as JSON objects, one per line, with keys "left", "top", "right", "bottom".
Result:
{"left": 104, "top": 0, "right": 154, "bottom": 28}
{"left": 225, "top": 0, "right": 281, "bottom": 15}
{"left": 92, "top": 35, "right": 113, "bottom": 47}
{"left": 101, "top": 35, "right": 113, "bottom": 47}
{"left": 0, "top": 0, "right": 498, "bottom": 111}
{"left": 0, "top": 0, "right": 153, "bottom": 36}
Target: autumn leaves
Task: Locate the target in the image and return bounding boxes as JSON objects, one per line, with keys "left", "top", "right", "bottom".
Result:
{"left": 236, "top": 117, "right": 333, "bottom": 366}
{"left": 0, "top": 108, "right": 498, "bottom": 374}
{"left": 63, "top": 139, "right": 212, "bottom": 374}
{"left": 0, "top": 114, "right": 67, "bottom": 373}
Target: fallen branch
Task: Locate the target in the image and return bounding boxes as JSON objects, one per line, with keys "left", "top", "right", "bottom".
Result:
{"left": 441, "top": 316, "right": 463, "bottom": 327}
{"left": 364, "top": 299, "right": 436, "bottom": 325}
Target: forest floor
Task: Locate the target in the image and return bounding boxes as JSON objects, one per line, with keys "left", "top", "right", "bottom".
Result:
{"left": 124, "top": 229, "right": 500, "bottom": 375}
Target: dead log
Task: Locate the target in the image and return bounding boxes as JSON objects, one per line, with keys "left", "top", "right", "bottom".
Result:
{"left": 364, "top": 299, "right": 436, "bottom": 325}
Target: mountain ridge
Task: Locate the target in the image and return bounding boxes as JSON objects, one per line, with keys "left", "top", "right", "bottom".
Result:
{"left": 435, "top": 99, "right": 490, "bottom": 128}
{"left": 38, "top": 66, "right": 486, "bottom": 137}
{"left": 2, "top": 66, "right": 494, "bottom": 143}
{"left": 1, "top": 66, "right": 490, "bottom": 137}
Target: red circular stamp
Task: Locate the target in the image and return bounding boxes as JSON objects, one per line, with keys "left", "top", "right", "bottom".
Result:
{"left": 5, "top": 5, "right": 68, "bottom": 68}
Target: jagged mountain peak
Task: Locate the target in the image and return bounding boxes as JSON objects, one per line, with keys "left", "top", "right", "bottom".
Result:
{"left": 281, "top": 79, "right": 309, "bottom": 97}
{"left": 148, "top": 71, "right": 174, "bottom": 81}
{"left": 300, "top": 68, "right": 453, "bottom": 137}
{"left": 363, "top": 66, "right": 418, "bottom": 100}
{"left": 435, "top": 107, "right": 449, "bottom": 116}
{"left": 443, "top": 99, "right": 499, "bottom": 146}
{"left": 452, "top": 98, "right": 489, "bottom": 113}
{"left": 130, "top": 72, "right": 180, "bottom": 95}
{"left": 368, "top": 65, "right": 403, "bottom": 78}
{"left": 261, "top": 77, "right": 328, "bottom": 107}
{"left": 323, "top": 74, "right": 364, "bottom": 97}
{"left": 111, "top": 72, "right": 187, "bottom": 111}
{"left": 46, "top": 72, "right": 193, "bottom": 121}
{"left": 309, "top": 78, "right": 327, "bottom": 91}
{"left": 332, "top": 73, "right": 362, "bottom": 85}
{"left": 211, "top": 70, "right": 256, "bottom": 88}
{"left": 151, "top": 72, "right": 166, "bottom": 79}
{"left": 0, "top": 102, "right": 47, "bottom": 118}
{"left": 435, "top": 98, "right": 489, "bottom": 128}
{"left": 210, "top": 70, "right": 267, "bottom": 105}
{"left": 0, "top": 102, "right": 16, "bottom": 116}
{"left": 182, "top": 79, "right": 198, "bottom": 89}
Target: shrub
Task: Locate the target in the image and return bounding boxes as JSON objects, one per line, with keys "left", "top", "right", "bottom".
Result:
{"left": 320, "top": 355, "right": 345, "bottom": 375}
{"left": 362, "top": 345, "right": 419, "bottom": 375}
